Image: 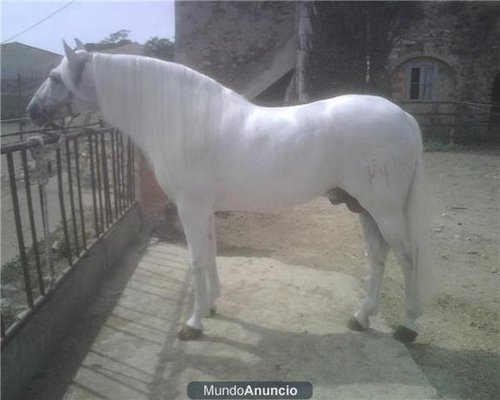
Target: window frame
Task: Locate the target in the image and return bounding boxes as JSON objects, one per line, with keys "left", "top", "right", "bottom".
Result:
{"left": 406, "top": 63, "right": 438, "bottom": 101}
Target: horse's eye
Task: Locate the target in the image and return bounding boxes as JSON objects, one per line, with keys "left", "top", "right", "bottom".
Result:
{"left": 49, "top": 75, "right": 62, "bottom": 84}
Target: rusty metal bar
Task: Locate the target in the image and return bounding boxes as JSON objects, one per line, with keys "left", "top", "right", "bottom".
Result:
{"left": 130, "top": 143, "right": 136, "bottom": 202}
{"left": 115, "top": 133, "right": 122, "bottom": 213}
{"left": 65, "top": 139, "right": 80, "bottom": 256}
{"left": 110, "top": 130, "right": 119, "bottom": 220}
{"left": 94, "top": 132, "right": 105, "bottom": 232}
{"left": 119, "top": 134, "right": 126, "bottom": 211}
{"left": 21, "top": 149, "right": 45, "bottom": 296}
{"left": 126, "top": 138, "right": 131, "bottom": 204}
{"left": 74, "top": 139, "right": 87, "bottom": 250}
{"left": 16, "top": 73, "right": 24, "bottom": 141}
{"left": 100, "top": 132, "right": 111, "bottom": 227}
{"left": 56, "top": 148, "right": 72, "bottom": 266}
{"left": 7, "top": 152, "right": 34, "bottom": 307}
{"left": 129, "top": 138, "right": 134, "bottom": 203}
{"left": 87, "top": 135, "right": 100, "bottom": 236}
{"left": 0, "top": 120, "right": 100, "bottom": 135}
{"left": 117, "top": 133, "right": 124, "bottom": 214}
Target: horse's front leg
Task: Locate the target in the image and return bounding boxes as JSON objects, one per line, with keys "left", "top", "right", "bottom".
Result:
{"left": 176, "top": 200, "right": 214, "bottom": 340}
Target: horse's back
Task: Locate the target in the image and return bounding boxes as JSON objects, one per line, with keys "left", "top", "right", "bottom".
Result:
{"left": 213, "top": 95, "right": 420, "bottom": 211}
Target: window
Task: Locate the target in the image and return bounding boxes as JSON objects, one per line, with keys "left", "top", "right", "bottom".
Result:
{"left": 408, "top": 64, "right": 437, "bottom": 100}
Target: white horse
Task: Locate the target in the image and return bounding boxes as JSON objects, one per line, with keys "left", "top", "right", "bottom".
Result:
{"left": 27, "top": 40, "right": 433, "bottom": 343}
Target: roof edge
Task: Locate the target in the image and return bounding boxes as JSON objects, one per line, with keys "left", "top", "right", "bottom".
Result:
{"left": 1, "top": 41, "right": 62, "bottom": 57}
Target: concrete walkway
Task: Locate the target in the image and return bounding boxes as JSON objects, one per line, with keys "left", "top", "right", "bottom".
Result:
{"left": 23, "top": 239, "right": 437, "bottom": 400}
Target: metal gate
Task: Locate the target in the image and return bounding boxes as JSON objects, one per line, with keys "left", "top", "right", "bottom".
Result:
{"left": 1, "top": 122, "right": 136, "bottom": 346}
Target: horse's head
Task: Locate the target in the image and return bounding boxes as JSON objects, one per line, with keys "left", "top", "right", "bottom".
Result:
{"left": 27, "top": 39, "right": 98, "bottom": 127}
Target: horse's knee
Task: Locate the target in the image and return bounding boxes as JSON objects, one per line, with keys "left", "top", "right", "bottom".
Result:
{"left": 190, "top": 263, "right": 205, "bottom": 275}
{"left": 368, "top": 247, "right": 388, "bottom": 265}
{"left": 400, "top": 246, "right": 413, "bottom": 266}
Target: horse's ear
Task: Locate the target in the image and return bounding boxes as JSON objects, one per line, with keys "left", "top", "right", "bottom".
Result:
{"left": 63, "top": 40, "right": 78, "bottom": 65}
{"left": 63, "top": 39, "right": 87, "bottom": 70}
{"left": 74, "top": 38, "right": 86, "bottom": 51}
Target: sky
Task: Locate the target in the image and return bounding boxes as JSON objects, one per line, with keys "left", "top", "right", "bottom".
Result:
{"left": 1, "top": 1, "right": 175, "bottom": 54}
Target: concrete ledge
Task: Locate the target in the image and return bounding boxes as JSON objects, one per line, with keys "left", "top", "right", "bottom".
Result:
{"left": 1, "top": 204, "right": 142, "bottom": 400}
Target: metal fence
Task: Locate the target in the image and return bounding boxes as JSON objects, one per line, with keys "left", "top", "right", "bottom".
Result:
{"left": 399, "top": 100, "right": 500, "bottom": 143}
{"left": 0, "top": 124, "right": 136, "bottom": 345}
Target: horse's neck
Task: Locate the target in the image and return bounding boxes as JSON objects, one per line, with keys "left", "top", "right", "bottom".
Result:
{"left": 92, "top": 54, "right": 251, "bottom": 170}
{"left": 93, "top": 55, "right": 177, "bottom": 156}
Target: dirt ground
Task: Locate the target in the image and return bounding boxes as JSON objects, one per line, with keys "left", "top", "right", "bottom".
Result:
{"left": 159, "top": 146, "right": 499, "bottom": 399}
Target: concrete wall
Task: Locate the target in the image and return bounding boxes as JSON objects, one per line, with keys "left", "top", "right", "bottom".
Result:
{"left": 1, "top": 205, "right": 142, "bottom": 400}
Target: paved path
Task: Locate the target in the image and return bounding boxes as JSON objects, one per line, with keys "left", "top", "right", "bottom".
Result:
{"left": 23, "top": 239, "right": 437, "bottom": 400}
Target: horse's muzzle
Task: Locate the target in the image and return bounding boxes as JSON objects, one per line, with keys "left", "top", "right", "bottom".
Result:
{"left": 27, "top": 100, "right": 51, "bottom": 127}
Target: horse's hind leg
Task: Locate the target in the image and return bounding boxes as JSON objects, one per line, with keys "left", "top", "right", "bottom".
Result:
{"left": 206, "top": 213, "right": 220, "bottom": 316}
{"left": 348, "top": 211, "right": 389, "bottom": 331}
{"left": 375, "top": 212, "right": 420, "bottom": 342}
{"left": 176, "top": 200, "right": 213, "bottom": 340}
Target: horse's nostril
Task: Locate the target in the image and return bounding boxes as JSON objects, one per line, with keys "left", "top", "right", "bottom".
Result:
{"left": 27, "top": 102, "right": 46, "bottom": 126}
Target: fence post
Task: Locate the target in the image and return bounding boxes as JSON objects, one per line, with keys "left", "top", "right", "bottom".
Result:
{"left": 16, "top": 73, "right": 24, "bottom": 141}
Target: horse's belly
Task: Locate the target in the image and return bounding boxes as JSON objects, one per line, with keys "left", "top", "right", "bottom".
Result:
{"left": 215, "top": 190, "right": 318, "bottom": 211}
{"left": 214, "top": 171, "right": 334, "bottom": 211}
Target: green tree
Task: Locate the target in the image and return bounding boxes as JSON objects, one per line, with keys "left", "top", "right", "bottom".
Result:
{"left": 100, "top": 29, "right": 131, "bottom": 44}
{"left": 84, "top": 30, "right": 132, "bottom": 52}
{"left": 145, "top": 36, "right": 174, "bottom": 61}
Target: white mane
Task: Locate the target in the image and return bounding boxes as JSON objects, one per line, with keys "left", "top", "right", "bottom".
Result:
{"left": 90, "top": 53, "right": 250, "bottom": 168}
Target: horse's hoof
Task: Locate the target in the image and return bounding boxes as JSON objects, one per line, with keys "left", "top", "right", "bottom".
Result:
{"left": 393, "top": 325, "right": 418, "bottom": 343}
{"left": 205, "top": 307, "right": 217, "bottom": 317}
{"left": 347, "top": 316, "right": 367, "bottom": 332}
{"left": 177, "top": 325, "right": 203, "bottom": 341}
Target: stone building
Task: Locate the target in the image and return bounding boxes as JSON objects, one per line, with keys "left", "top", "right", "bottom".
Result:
{"left": 175, "top": 1, "right": 500, "bottom": 137}
{"left": 175, "top": 1, "right": 297, "bottom": 102}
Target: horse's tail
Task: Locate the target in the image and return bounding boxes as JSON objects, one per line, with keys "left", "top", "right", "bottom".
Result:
{"left": 405, "top": 114, "right": 435, "bottom": 309}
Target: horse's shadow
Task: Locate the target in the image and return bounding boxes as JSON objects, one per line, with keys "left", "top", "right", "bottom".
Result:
{"left": 150, "top": 312, "right": 500, "bottom": 400}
